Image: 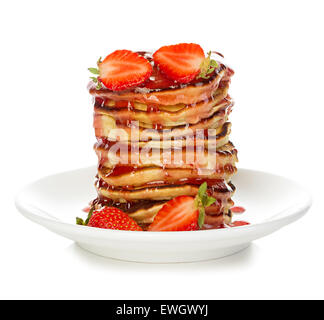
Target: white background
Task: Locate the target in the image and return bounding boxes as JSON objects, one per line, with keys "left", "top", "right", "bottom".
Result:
{"left": 1, "top": 0, "right": 323, "bottom": 299}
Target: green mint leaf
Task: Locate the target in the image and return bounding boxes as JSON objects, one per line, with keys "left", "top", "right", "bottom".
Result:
{"left": 90, "top": 76, "right": 98, "bottom": 83}
{"left": 88, "top": 67, "right": 99, "bottom": 75}
{"left": 195, "top": 182, "right": 217, "bottom": 229}
{"left": 210, "top": 59, "right": 218, "bottom": 68}
{"left": 205, "top": 196, "right": 216, "bottom": 207}
{"left": 198, "top": 207, "right": 205, "bottom": 229}
{"left": 207, "top": 67, "right": 215, "bottom": 75}
{"left": 198, "top": 182, "right": 207, "bottom": 199}
{"left": 97, "top": 57, "right": 102, "bottom": 66}
{"left": 197, "top": 52, "right": 218, "bottom": 80}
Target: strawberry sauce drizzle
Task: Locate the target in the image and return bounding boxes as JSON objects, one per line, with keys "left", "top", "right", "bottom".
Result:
{"left": 96, "top": 176, "right": 233, "bottom": 191}
{"left": 203, "top": 220, "right": 250, "bottom": 230}
{"left": 105, "top": 165, "right": 139, "bottom": 177}
{"left": 231, "top": 206, "right": 246, "bottom": 214}
{"left": 229, "top": 221, "right": 250, "bottom": 227}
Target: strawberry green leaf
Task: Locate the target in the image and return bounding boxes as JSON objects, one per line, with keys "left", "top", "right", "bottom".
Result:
{"left": 76, "top": 208, "right": 94, "bottom": 226}
{"left": 88, "top": 63, "right": 103, "bottom": 89}
{"left": 96, "top": 81, "right": 102, "bottom": 90}
{"left": 88, "top": 67, "right": 99, "bottom": 75}
{"left": 198, "top": 51, "right": 219, "bottom": 79}
{"left": 76, "top": 217, "right": 85, "bottom": 225}
{"left": 84, "top": 208, "right": 94, "bottom": 225}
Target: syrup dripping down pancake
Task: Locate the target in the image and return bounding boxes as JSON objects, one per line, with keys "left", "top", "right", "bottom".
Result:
{"left": 95, "top": 121, "right": 232, "bottom": 157}
{"left": 97, "top": 163, "right": 236, "bottom": 188}
{"left": 93, "top": 83, "right": 231, "bottom": 128}
{"left": 94, "top": 111, "right": 231, "bottom": 144}
{"left": 94, "top": 140, "right": 237, "bottom": 170}
{"left": 96, "top": 179, "right": 235, "bottom": 201}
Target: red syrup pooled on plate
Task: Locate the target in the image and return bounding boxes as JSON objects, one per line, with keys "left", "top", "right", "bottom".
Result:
{"left": 203, "top": 205, "right": 249, "bottom": 230}
{"left": 229, "top": 206, "right": 249, "bottom": 227}
{"left": 231, "top": 206, "right": 246, "bottom": 214}
{"left": 82, "top": 206, "right": 91, "bottom": 213}
{"left": 203, "top": 220, "right": 250, "bottom": 230}
{"left": 229, "top": 221, "right": 250, "bottom": 227}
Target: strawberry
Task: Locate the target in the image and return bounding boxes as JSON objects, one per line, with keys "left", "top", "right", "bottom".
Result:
{"left": 97, "top": 50, "right": 152, "bottom": 91}
{"left": 148, "top": 196, "right": 198, "bottom": 232}
{"left": 148, "top": 182, "right": 216, "bottom": 232}
{"left": 153, "top": 43, "right": 205, "bottom": 84}
{"left": 76, "top": 207, "right": 142, "bottom": 231}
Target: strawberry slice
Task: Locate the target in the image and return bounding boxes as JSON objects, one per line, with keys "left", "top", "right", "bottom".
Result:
{"left": 98, "top": 50, "right": 152, "bottom": 91}
{"left": 76, "top": 207, "right": 142, "bottom": 231}
{"left": 148, "top": 182, "right": 216, "bottom": 232}
{"left": 148, "top": 196, "right": 198, "bottom": 232}
{"left": 153, "top": 43, "right": 205, "bottom": 84}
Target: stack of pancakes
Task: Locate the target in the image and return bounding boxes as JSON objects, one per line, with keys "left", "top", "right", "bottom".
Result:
{"left": 89, "top": 52, "right": 237, "bottom": 229}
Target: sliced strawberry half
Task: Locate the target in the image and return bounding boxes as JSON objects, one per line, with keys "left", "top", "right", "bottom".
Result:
{"left": 98, "top": 50, "right": 152, "bottom": 91}
{"left": 148, "top": 182, "right": 216, "bottom": 232}
{"left": 148, "top": 196, "right": 198, "bottom": 232}
{"left": 153, "top": 43, "right": 205, "bottom": 84}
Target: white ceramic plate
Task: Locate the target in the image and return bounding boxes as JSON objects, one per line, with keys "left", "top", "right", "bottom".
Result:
{"left": 15, "top": 167, "right": 312, "bottom": 263}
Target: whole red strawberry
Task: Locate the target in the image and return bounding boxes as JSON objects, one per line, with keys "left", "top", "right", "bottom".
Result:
{"left": 76, "top": 207, "right": 142, "bottom": 231}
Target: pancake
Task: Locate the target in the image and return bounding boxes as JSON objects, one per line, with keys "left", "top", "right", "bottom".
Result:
{"left": 96, "top": 180, "right": 235, "bottom": 201}
{"left": 93, "top": 84, "right": 231, "bottom": 128}
{"left": 95, "top": 121, "right": 232, "bottom": 154}
{"left": 204, "top": 211, "right": 232, "bottom": 227}
{"left": 98, "top": 162, "right": 236, "bottom": 187}
{"left": 94, "top": 110, "right": 231, "bottom": 144}
{"left": 95, "top": 140, "right": 237, "bottom": 170}
{"left": 127, "top": 202, "right": 166, "bottom": 224}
